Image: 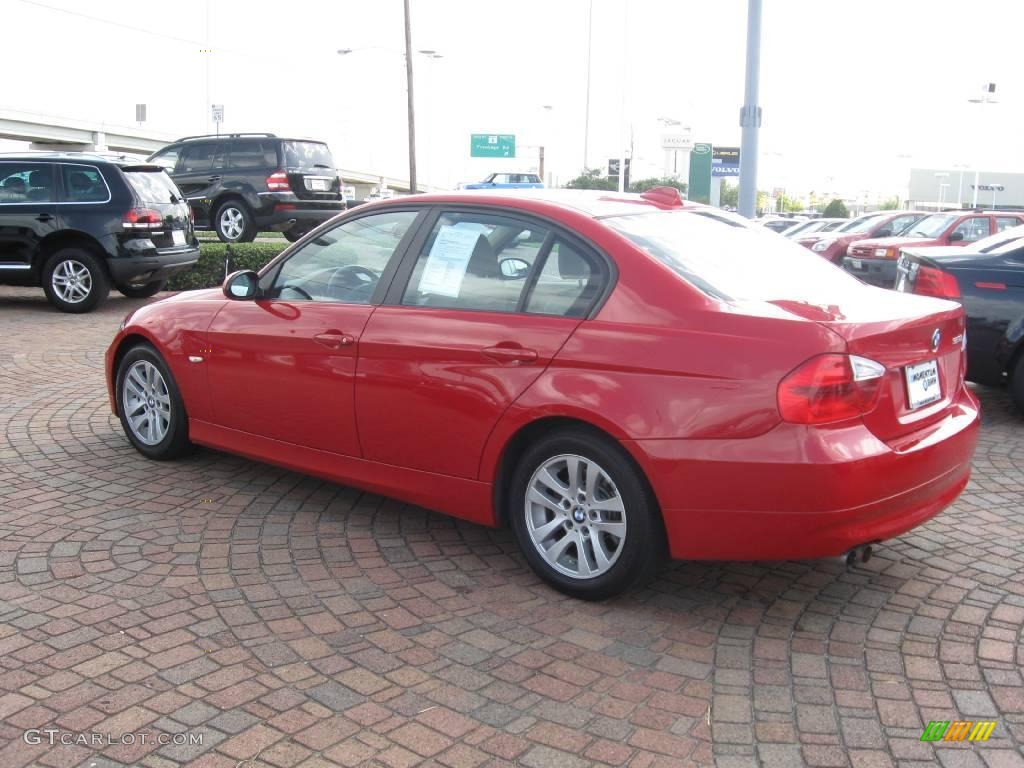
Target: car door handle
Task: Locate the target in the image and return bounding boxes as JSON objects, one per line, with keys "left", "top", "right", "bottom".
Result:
{"left": 481, "top": 344, "right": 538, "bottom": 364}
{"left": 313, "top": 332, "right": 355, "bottom": 349}
{"left": 35, "top": 213, "right": 54, "bottom": 222}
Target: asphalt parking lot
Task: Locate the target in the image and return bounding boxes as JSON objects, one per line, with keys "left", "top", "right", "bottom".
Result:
{"left": 1, "top": 286, "right": 1022, "bottom": 768}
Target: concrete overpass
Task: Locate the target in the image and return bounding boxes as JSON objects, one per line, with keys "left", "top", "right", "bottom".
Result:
{"left": 0, "top": 108, "right": 428, "bottom": 196}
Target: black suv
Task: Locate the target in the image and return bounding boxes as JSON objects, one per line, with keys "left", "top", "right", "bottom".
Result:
{"left": 148, "top": 133, "right": 345, "bottom": 243}
{"left": 0, "top": 153, "right": 198, "bottom": 313}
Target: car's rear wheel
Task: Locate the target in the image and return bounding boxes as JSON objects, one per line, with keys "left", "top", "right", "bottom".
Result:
{"left": 1010, "top": 354, "right": 1024, "bottom": 414}
{"left": 214, "top": 200, "right": 256, "bottom": 243}
{"left": 116, "top": 280, "right": 166, "bottom": 299}
{"left": 42, "top": 248, "right": 110, "bottom": 313}
{"left": 509, "top": 427, "right": 664, "bottom": 600}
{"left": 115, "top": 344, "right": 192, "bottom": 460}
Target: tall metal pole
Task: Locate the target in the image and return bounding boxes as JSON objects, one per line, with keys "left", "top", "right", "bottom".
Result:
{"left": 583, "top": 0, "right": 593, "bottom": 171}
{"left": 738, "top": 0, "right": 762, "bottom": 218}
{"left": 403, "top": 0, "right": 418, "bottom": 194}
{"left": 617, "top": 0, "right": 627, "bottom": 193}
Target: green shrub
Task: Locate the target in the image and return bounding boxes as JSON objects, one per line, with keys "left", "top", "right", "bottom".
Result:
{"left": 167, "top": 242, "right": 287, "bottom": 291}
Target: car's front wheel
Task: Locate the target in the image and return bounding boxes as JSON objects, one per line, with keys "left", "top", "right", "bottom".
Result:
{"left": 115, "top": 344, "right": 193, "bottom": 460}
{"left": 509, "top": 427, "right": 664, "bottom": 600}
{"left": 214, "top": 200, "right": 256, "bottom": 243}
{"left": 42, "top": 248, "right": 110, "bottom": 313}
{"left": 116, "top": 280, "right": 166, "bottom": 299}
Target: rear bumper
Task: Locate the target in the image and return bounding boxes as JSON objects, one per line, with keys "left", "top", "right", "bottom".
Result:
{"left": 107, "top": 245, "right": 200, "bottom": 284}
{"left": 626, "top": 386, "right": 980, "bottom": 561}
{"left": 254, "top": 193, "right": 344, "bottom": 229}
{"left": 843, "top": 256, "right": 898, "bottom": 288}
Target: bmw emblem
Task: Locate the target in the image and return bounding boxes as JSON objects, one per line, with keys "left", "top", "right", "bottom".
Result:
{"left": 931, "top": 329, "right": 941, "bottom": 353}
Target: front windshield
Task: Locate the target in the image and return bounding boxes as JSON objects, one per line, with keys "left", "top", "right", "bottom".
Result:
{"left": 606, "top": 210, "right": 863, "bottom": 302}
{"left": 904, "top": 213, "right": 957, "bottom": 238}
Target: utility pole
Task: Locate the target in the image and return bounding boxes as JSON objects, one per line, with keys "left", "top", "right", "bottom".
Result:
{"left": 583, "top": 0, "right": 593, "bottom": 171}
{"left": 403, "top": 0, "right": 418, "bottom": 193}
{"left": 738, "top": 0, "right": 762, "bottom": 218}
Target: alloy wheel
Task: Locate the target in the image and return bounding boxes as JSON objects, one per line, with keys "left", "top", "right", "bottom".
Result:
{"left": 525, "top": 454, "right": 627, "bottom": 580}
{"left": 50, "top": 259, "right": 92, "bottom": 304}
{"left": 122, "top": 361, "right": 172, "bottom": 446}
{"left": 219, "top": 207, "right": 245, "bottom": 240}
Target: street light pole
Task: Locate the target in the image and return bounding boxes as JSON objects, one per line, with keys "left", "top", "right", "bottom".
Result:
{"left": 583, "top": 0, "right": 593, "bottom": 171}
{"left": 738, "top": 0, "right": 763, "bottom": 218}
{"left": 968, "top": 82, "right": 996, "bottom": 209}
{"left": 403, "top": 0, "right": 417, "bottom": 194}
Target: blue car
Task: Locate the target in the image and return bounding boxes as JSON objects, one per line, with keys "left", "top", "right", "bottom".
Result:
{"left": 462, "top": 172, "right": 544, "bottom": 190}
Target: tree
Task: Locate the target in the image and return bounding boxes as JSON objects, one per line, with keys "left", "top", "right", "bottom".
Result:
{"left": 629, "top": 177, "right": 687, "bottom": 195}
{"left": 564, "top": 168, "right": 616, "bottom": 191}
{"left": 719, "top": 181, "right": 738, "bottom": 208}
{"left": 879, "top": 196, "right": 900, "bottom": 210}
{"left": 822, "top": 199, "right": 849, "bottom": 218}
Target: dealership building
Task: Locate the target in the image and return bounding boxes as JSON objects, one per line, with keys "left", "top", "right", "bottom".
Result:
{"left": 908, "top": 168, "right": 1024, "bottom": 211}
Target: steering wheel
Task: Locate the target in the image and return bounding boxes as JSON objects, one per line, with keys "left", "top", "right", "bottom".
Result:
{"left": 327, "top": 264, "right": 380, "bottom": 296}
{"left": 279, "top": 284, "right": 313, "bottom": 301}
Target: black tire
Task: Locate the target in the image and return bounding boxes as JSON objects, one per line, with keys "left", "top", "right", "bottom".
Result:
{"left": 115, "top": 344, "right": 193, "bottom": 460}
{"left": 508, "top": 427, "right": 665, "bottom": 600}
{"left": 1011, "top": 354, "right": 1024, "bottom": 415}
{"left": 116, "top": 280, "right": 166, "bottom": 299}
{"left": 214, "top": 199, "right": 256, "bottom": 243}
{"left": 283, "top": 228, "right": 308, "bottom": 243}
{"left": 41, "top": 248, "right": 110, "bottom": 313}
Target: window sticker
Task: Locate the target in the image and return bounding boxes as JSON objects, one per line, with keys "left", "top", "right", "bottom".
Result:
{"left": 417, "top": 225, "right": 482, "bottom": 298}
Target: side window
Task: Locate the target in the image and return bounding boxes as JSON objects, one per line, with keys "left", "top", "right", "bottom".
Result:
{"left": 995, "top": 216, "right": 1022, "bottom": 232}
{"left": 402, "top": 212, "right": 549, "bottom": 312}
{"left": 61, "top": 166, "right": 108, "bottom": 202}
{"left": 150, "top": 147, "right": 181, "bottom": 171}
{"left": 0, "top": 163, "right": 54, "bottom": 203}
{"left": 228, "top": 141, "right": 273, "bottom": 169}
{"left": 526, "top": 240, "right": 605, "bottom": 318}
{"left": 179, "top": 143, "right": 224, "bottom": 173}
{"left": 268, "top": 210, "right": 418, "bottom": 303}
{"left": 952, "top": 217, "right": 989, "bottom": 242}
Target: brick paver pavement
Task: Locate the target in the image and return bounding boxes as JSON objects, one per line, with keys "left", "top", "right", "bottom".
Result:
{"left": 1, "top": 285, "right": 1022, "bottom": 768}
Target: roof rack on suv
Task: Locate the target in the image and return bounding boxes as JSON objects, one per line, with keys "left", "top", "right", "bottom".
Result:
{"left": 175, "top": 133, "right": 277, "bottom": 142}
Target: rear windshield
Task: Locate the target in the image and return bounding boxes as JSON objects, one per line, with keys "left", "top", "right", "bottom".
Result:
{"left": 605, "top": 210, "right": 861, "bottom": 302}
{"left": 282, "top": 141, "right": 335, "bottom": 170}
{"left": 124, "top": 169, "right": 182, "bottom": 203}
{"left": 836, "top": 214, "right": 884, "bottom": 234}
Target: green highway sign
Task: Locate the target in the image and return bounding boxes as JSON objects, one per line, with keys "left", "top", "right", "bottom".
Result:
{"left": 471, "top": 134, "right": 516, "bottom": 158}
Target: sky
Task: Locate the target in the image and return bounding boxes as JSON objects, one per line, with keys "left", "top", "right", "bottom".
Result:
{"left": 3, "top": 0, "right": 1023, "bottom": 201}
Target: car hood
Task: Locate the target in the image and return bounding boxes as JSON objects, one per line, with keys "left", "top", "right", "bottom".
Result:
{"left": 855, "top": 236, "right": 938, "bottom": 250}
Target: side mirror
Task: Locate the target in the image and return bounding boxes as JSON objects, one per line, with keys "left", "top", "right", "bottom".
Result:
{"left": 499, "top": 257, "right": 531, "bottom": 279}
{"left": 223, "top": 269, "right": 259, "bottom": 300}
{"left": 948, "top": 230, "right": 964, "bottom": 242}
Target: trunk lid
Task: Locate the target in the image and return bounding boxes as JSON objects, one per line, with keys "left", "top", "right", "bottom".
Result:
{"left": 121, "top": 166, "right": 193, "bottom": 248}
{"left": 772, "top": 291, "right": 964, "bottom": 443}
{"left": 280, "top": 140, "right": 342, "bottom": 202}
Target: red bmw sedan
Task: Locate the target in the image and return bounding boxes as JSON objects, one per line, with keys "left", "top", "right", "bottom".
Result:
{"left": 105, "top": 188, "right": 980, "bottom": 599}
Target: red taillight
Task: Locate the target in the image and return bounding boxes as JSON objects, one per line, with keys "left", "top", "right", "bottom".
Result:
{"left": 913, "top": 265, "right": 960, "bottom": 299}
{"left": 266, "top": 171, "right": 290, "bottom": 191}
{"left": 778, "top": 354, "right": 886, "bottom": 424}
{"left": 122, "top": 207, "right": 164, "bottom": 230}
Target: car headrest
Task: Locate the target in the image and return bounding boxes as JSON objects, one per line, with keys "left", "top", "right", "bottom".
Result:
{"left": 3, "top": 177, "right": 26, "bottom": 191}
{"left": 466, "top": 234, "right": 499, "bottom": 279}
{"left": 68, "top": 172, "right": 92, "bottom": 190}
{"left": 28, "top": 170, "right": 49, "bottom": 187}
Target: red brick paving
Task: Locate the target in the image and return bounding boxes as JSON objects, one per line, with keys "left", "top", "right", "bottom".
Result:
{"left": 1, "top": 287, "right": 1023, "bottom": 767}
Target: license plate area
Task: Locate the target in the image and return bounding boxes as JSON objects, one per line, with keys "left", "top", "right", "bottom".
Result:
{"left": 848, "top": 258, "right": 863, "bottom": 270}
{"left": 306, "top": 177, "right": 330, "bottom": 191}
{"left": 905, "top": 359, "right": 941, "bottom": 409}
{"left": 171, "top": 230, "right": 186, "bottom": 246}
